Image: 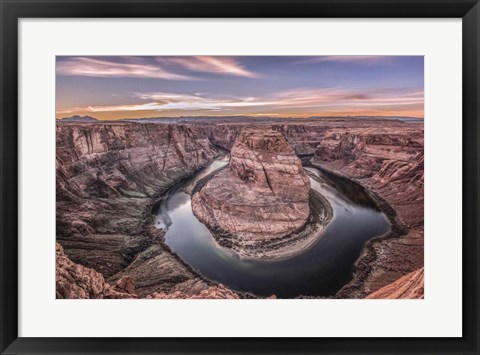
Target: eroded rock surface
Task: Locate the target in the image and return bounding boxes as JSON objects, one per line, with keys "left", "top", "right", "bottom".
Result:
{"left": 366, "top": 268, "right": 424, "bottom": 299}
{"left": 57, "top": 242, "right": 246, "bottom": 299}
{"left": 192, "top": 128, "right": 311, "bottom": 255}
{"left": 56, "top": 243, "right": 134, "bottom": 299}
{"left": 56, "top": 122, "right": 219, "bottom": 296}
{"left": 146, "top": 284, "right": 241, "bottom": 299}
{"left": 312, "top": 123, "right": 424, "bottom": 298}
{"left": 205, "top": 122, "right": 329, "bottom": 155}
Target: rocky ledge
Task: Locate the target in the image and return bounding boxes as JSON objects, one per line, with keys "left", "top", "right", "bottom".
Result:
{"left": 192, "top": 128, "right": 320, "bottom": 257}
{"left": 56, "top": 242, "right": 248, "bottom": 299}
{"left": 366, "top": 268, "right": 424, "bottom": 299}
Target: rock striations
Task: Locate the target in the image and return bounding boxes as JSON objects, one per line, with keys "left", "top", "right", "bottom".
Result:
{"left": 312, "top": 124, "right": 424, "bottom": 298}
{"left": 192, "top": 128, "right": 311, "bottom": 256}
{"left": 57, "top": 242, "right": 246, "bottom": 299}
{"left": 56, "top": 242, "right": 134, "bottom": 299}
{"left": 56, "top": 122, "right": 220, "bottom": 296}
{"left": 366, "top": 268, "right": 424, "bottom": 299}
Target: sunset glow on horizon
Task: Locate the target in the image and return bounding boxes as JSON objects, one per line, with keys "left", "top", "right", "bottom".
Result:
{"left": 56, "top": 56, "right": 424, "bottom": 120}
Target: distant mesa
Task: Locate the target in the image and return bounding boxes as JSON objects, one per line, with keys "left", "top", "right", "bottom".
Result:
{"left": 59, "top": 115, "right": 99, "bottom": 123}
{"left": 55, "top": 115, "right": 423, "bottom": 125}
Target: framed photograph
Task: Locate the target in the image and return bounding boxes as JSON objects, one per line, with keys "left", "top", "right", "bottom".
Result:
{"left": 1, "top": 0, "right": 479, "bottom": 354}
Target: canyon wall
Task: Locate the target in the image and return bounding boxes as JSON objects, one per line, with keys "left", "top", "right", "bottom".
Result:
{"left": 205, "top": 122, "right": 329, "bottom": 155}
{"left": 311, "top": 122, "right": 424, "bottom": 298}
{"left": 56, "top": 122, "right": 220, "bottom": 296}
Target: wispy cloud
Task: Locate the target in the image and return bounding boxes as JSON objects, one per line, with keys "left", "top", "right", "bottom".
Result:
{"left": 295, "top": 56, "right": 395, "bottom": 65}
{"left": 156, "top": 56, "right": 260, "bottom": 78}
{"left": 73, "top": 87, "right": 423, "bottom": 116}
{"left": 83, "top": 92, "right": 268, "bottom": 112}
{"left": 56, "top": 57, "right": 194, "bottom": 80}
{"left": 270, "top": 87, "right": 423, "bottom": 108}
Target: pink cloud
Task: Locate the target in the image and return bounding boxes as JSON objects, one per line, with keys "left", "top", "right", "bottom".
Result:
{"left": 75, "top": 87, "right": 423, "bottom": 116}
{"left": 56, "top": 57, "right": 194, "bottom": 80}
{"left": 156, "top": 56, "right": 260, "bottom": 78}
{"left": 296, "top": 56, "right": 395, "bottom": 65}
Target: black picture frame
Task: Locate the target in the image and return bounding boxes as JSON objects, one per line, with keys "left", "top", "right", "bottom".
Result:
{"left": 1, "top": 1, "right": 478, "bottom": 354}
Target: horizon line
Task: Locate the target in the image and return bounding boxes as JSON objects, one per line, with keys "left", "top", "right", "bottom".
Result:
{"left": 56, "top": 113, "right": 425, "bottom": 121}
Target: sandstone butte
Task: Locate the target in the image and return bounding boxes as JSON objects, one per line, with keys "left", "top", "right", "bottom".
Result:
{"left": 192, "top": 128, "right": 311, "bottom": 250}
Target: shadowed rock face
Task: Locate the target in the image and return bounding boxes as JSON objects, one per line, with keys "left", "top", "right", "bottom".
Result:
{"left": 192, "top": 128, "right": 311, "bottom": 247}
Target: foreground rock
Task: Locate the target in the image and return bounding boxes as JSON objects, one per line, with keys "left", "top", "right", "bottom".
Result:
{"left": 106, "top": 243, "right": 214, "bottom": 298}
{"left": 366, "top": 268, "right": 424, "bottom": 299}
{"left": 57, "top": 243, "right": 247, "bottom": 299}
{"left": 147, "top": 284, "right": 241, "bottom": 299}
{"left": 192, "top": 128, "right": 312, "bottom": 256}
{"left": 56, "top": 243, "right": 134, "bottom": 299}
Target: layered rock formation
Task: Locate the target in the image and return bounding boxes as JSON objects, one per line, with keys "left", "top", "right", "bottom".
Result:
{"left": 314, "top": 126, "right": 424, "bottom": 182}
{"left": 366, "top": 268, "right": 424, "bottom": 299}
{"left": 311, "top": 122, "right": 424, "bottom": 298}
{"left": 56, "top": 122, "right": 219, "bottom": 296}
{"left": 192, "top": 128, "right": 311, "bottom": 256}
{"left": 57, "top": 122, "right": 218, "bottom": 200}
{"left": 57, "top": 242, "right": 245, "bottom": 299}
{"left": 56, "top": 243, "right": 134, "bottom": 299}
{"left": 205, "top": 122, "right": 329, "bottom": 155}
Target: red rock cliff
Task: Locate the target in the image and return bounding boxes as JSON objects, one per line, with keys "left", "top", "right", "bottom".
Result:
{"left": 312, "top": 123, "right": 424, "bottom": 298}
{"left": 56, "top": 122, "right": 219, "bottom": 296}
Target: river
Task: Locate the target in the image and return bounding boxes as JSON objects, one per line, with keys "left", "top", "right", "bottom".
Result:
{"left": 154, "top": 156, "right": 390, "bottom": 298}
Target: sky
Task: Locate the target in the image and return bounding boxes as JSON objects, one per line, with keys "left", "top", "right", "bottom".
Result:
{"left": 56, "top": 56, "right": 424, "bottom": 120}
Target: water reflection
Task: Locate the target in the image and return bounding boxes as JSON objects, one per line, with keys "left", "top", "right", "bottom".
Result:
{"left": 154, "top": 158, "right": 390, "bottom": 298}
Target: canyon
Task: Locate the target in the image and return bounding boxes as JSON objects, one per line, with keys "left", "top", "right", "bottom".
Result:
{"left": 56, "top": 117, "right": 424, "bottom": 299}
